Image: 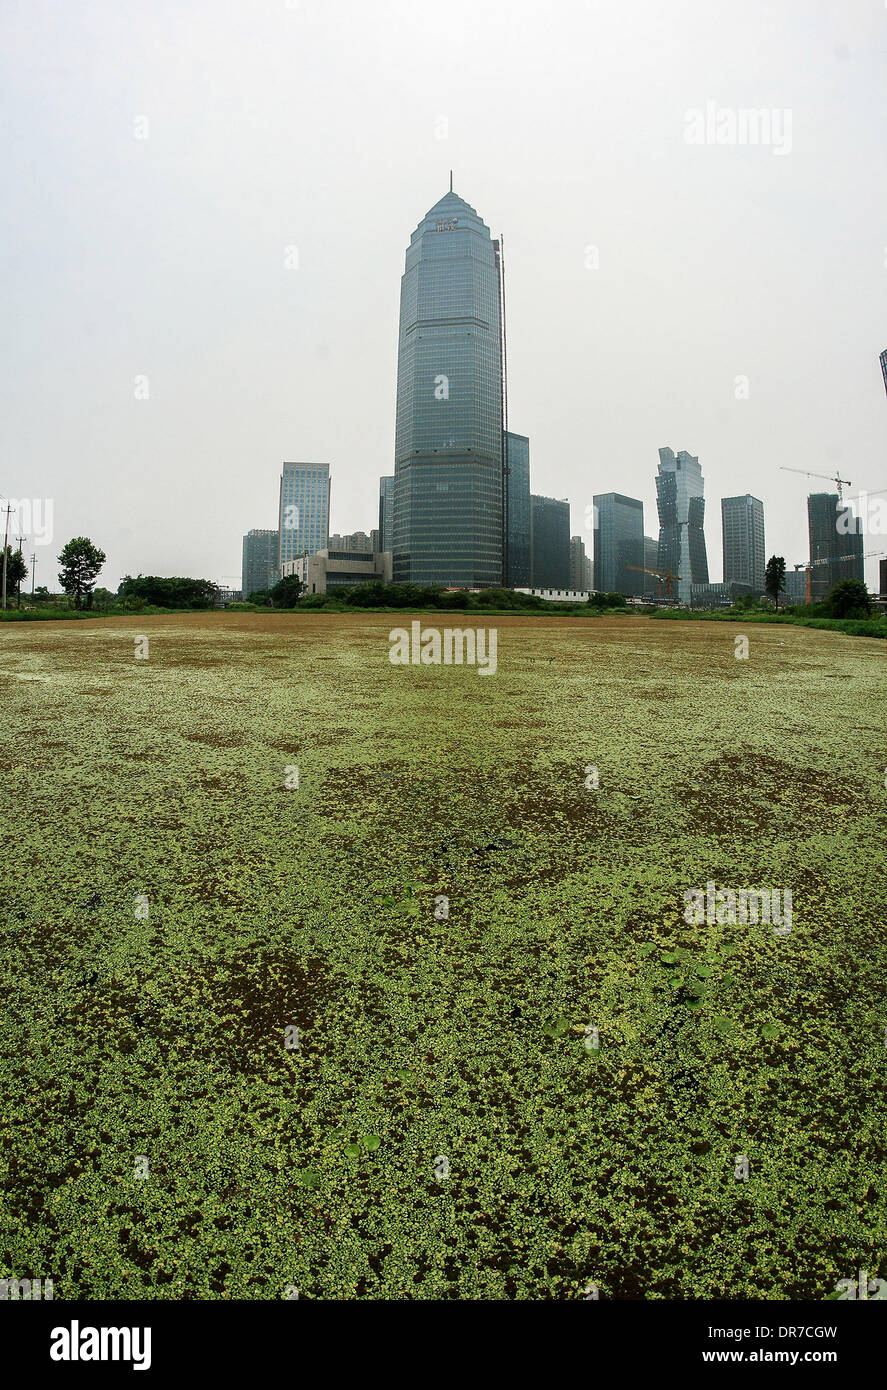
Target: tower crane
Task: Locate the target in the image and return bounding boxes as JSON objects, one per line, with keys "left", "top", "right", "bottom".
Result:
{"left": 780, "top": 466, "right": 852, "bottom": 502}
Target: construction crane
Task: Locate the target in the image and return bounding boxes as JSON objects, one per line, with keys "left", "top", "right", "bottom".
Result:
{"left": 780, "top": 466, "right": 852, "bottom": 501}
{"left": 625, "top": 564, "right": 681, "bottom": 600}
{"left": 791, "top": 550, "right": 883, "bottom": 604}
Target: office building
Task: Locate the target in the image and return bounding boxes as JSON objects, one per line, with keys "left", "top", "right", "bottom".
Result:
{"left": 656, "top": 447, "right": 709, "bottom": 603}
{"left": 282, "top": 540, "right": 392, "bottom": 595}
{"left": 569, "top": 535, "right": 590, "bottom": 592}
{"left": 593, "top": 493, "right": 645, "bottom": 595}
{"left": 880, "top": 348, "right": 887, "bottom": 401}
{"left": 530, "top": 495, "right": 570, "bottom": 588}
{"left": 783, "top": 569, "right": 807, "bottom": 604}
{"left": 644, "top": 535, "right": 658, "bottom": 575}
{"left": 328, "top": 531, "right": 375, "bottom": 553}
{"left": 378, "top": 476, "right": 395, "bottom": 555}
{"left": 392, "top": 188, "right": 504, "bottom": 586}
{"left": 721, "top": 494, "right": 765, "bottom": 593}
{"left": 278, "top": 462, "right": 330, "bottom": 569}
{"left": 807, "top": 493, "right": 864, "bottom": 601}
{"left": 505, "top": 432, "right": 531, "bottom": 587}
{"left": 241, "top": 528, "right": 279, "bottom": 600}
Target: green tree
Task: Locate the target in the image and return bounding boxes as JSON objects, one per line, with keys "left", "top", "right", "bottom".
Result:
{"left": 91, "top": 587, "right": 115, "bottom": 612}
{"left": 588, "top": 591, "right": 626, "bottom": 609}
{"left": 764, "top": 556, "right": 786, "bottom": 611}
{"left": 269, "top": 574, "right": 305, "bottom": 608}
{"left": 57, "top": 538, "right": 107, "bottom": 610}
{"left": 117, "top": 575, "right": 218, "bottom": 609}
{"left": 826, "top": 577, "right": 872, "bottom": 618}
{"left": 1, "top": 546, "right": 28, "bottom": 605}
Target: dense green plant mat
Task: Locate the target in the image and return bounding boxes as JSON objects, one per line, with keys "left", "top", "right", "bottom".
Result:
{"left": 1, "top": 612, "right": 885, "bottom": 1299}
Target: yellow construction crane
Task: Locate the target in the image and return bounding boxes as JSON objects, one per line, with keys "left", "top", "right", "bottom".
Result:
{"left": 625, "top": 564, "right": 681, "bottom": 600}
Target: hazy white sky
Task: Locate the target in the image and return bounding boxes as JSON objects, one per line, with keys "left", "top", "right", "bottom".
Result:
{"left": 2, "top": 0, "right": 886, "bottom": 590}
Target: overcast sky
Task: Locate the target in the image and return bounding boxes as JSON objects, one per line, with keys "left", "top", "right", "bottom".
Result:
{"left": 2, "top": 0, "right": 886, "bottom": 591}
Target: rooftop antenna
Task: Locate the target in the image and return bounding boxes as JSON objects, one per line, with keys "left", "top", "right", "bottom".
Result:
{"left": 449, "top": 170, "right": 453, "bottom": 192}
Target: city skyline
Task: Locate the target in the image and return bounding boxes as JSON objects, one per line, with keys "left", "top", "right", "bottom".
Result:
{"left": 3, "top": 2, "right": 885, "bottom": 594}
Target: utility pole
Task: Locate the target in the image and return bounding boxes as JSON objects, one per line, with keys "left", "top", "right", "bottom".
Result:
{"left": 1, "top": 502, "right": 12, "bottom": 611}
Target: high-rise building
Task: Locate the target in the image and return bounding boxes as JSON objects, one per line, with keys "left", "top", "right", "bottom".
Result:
{"left": 569, "top": 535, "right": 590, "bottom": 591}
{"left": 807, "top": 492, "right": 864, "bottom": 601}
{"left": 783, "top": 569, "right": 807, "bottom": 605}
{"left": 656, "top": 447, "right": 709, "bottom": 602}
{"left": 721, "top": 494, "right": 765, "bottom": 593}
{"left": 505, "top": 431, "right": 531, "bottom": 587}
{"left": 241, "top": 528, "right": 279, "bottom": 599}
{"left": 880, "top": 348, "right": 887, "bottom": 401}
{"left": 644, "top": 535, "right": 658, "bottom": 585}
{"left": 593, "top": 493, "right": 644, "bottom": 595}
{"left": 880, "top": 556, "right": 887, "bottom": 599}
{"left": 328, "top": 531, "right": 374, "bottom": 552}
{"left": 392, "top": 188, "right": 504, "bottom": 587}
{"left": 279, "top": 463, "right": 330, "bottom": 570}
{"left": 378, "top": 476, "right": 395, "bottom": 554}
{"left": 530, "top": 495, "right": 570, "bottom": 588}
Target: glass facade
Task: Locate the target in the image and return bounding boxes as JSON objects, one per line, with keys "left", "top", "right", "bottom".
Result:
{"left": 505, "top": 431, "right": 531, "bottom": 587}
{"left": 378, "top": 476, "right": 394, "bottom": 553}
{"left": 241, "top": 528, "right": 279, "bottom": 598}
{"left": 656, "top": 448, "right": 709, "bottom": 602}
{"left": 278, "top": 463, "right": 330, "bottom": 568}
{"left": 807, "top": 492, "right": 864, "bottom": 601}
{"left": 530, "top": 494, "right": 571, "bottom": 588}
{"left": 593, "top": 493, "right": 645, "bottom": 594}
{"left": 392, "top": 190, "right": 504, "bottom": 586}
{"left": 721, "top": 494, "right": 765, "bottom": 593}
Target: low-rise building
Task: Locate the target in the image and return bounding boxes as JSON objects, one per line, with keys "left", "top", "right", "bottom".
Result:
{"left": 282, "top": 545, "right": 392, "bottom": 594}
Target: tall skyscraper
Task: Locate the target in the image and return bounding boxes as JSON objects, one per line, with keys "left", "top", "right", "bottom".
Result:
{"left": 880, "top": 556, "right": 887, "bottom": 599}
{"left": 721, "top": 494, "right": 765, "bottom": 593}
{"left": 505, "top": 431, "right": 531, "bottom": 587}
{"left": 644, "top": 535, "right": 659, "bottom": 580}
{"left": 378, "top": 476, "right": 395, "bottom": 554}
{"left": 241, "top": 528, "right": 279, "bottom": 599}
{"left": 656, "top": 447, "right": 709, "bottom": 603}
{"left": 530, "top": 495, "right": 570, "bottom": 588}
{"left": 807, "top": 492, "right": 864, "bottom": 601}
{"left": 880, "top": 348, "right": 887, "bottom": 401}
{"left": 278, "top": 463, "right": 330, "bottom": 570}
{"left": 593, "top": 493, "right": 644, "bottom": 594}
{"left": 392, "top": 188, "right": 504, "bottom": 586}
{"left": 569, "top": 535, "right": 590, "bottom": 591}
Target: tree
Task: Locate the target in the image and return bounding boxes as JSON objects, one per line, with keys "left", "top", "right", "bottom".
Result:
{"left": 270, "top": 574, "right": 305, "bottom": 608}
{"left": 826, "top": 577, "right": 872, "bottom": 619}
{"left": 117, "top": 575, "right": 218, "bottom": 609}
{"left": 1, "top": 546, "right": 28, "bottom": 605}
{"left": 91, "top": 587, "right": 116, "bottom": 612}
{"left": 58, "top": 538, "right": 106, "bottom": 610}
{"left": 588, "top": 591, "right": 626, "bottom": 609}
{"left": 764, "top": 556, "right": 786, "bottom": 611}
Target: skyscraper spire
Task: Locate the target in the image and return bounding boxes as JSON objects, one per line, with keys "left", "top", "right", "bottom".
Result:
{"left": 449, "top": 169, "right": 453, "bottom": 192}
